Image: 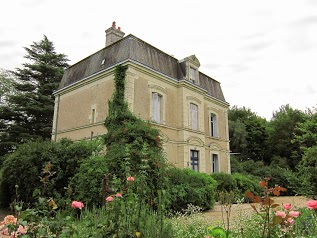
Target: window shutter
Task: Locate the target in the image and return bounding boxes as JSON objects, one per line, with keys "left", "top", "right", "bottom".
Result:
{"left": 152, "top": 93, "right": 160, "bottom": 123}
{"left": 214, "top": 115, "right": 218, "bottom": 137}
{"left": 190, "top": 103, "right": 198, "bottom": 130}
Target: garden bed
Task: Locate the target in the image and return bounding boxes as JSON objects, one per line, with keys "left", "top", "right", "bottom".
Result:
{"left": 203, "top": 196, "right": 308, "bottom": 225}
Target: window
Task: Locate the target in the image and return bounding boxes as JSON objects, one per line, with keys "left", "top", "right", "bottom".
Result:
{"left": 152, "top": 92, "right": 162, "bottom": 123}
{"left": 212, "top": 154, "right": 219, "bottom": 173}
{"left": 190, "top": 150, "right": 199, "bottom": 172}
{"left": 189, "top": 67, "right": 196, "bottom": 83}
{"left": 190, "top": 103, "right": 198, "bottom": 130}
{"left": 210, "top": 113, "right": 218, "bottom": 137}
{"left": 91, "top": 109, "right": 96, "bottom": 124}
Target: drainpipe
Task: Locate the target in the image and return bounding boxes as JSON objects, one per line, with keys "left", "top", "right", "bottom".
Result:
{"left": 53, "top": 95, "right": 60, "bottom": 142}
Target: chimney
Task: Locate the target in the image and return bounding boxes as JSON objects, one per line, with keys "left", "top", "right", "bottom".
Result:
{"left": 105, "top": 21, "right": 125, "bottom": 47}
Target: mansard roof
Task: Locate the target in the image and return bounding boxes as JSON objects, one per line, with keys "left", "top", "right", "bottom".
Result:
{"left": 58, "top": 34, "right": 226, "bottom": 103}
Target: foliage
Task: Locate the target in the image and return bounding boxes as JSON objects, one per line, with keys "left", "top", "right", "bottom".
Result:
{"left": 167, "top": 168, "right": 217, "bottom": 211}
{"left": 2, "top": 175, "right": 175, "bottom": 237}
{"left": 0, "top": 69, "right": 16, "bottom": 105}
{"left": 245, "top": 177, "right": 288, "bottom": 238}
{"left": 293, "top": 109, "right": 317, "bottom": 153}
{"left": 70, "top": 155, "right": 109, "bottom": 208}
{"left": 0, "top": 35, "right": 69, "bottom": 159}
{"left": 0, "top": 138, "right": 102, "bottom": 207}
{"left": 170, "top": 204, "right": 213, "bottom": 238}
{"left": 103, "top": 65, "right": 169, "bottom": 206}
{"left": 211, "top": 172, "right": 237, "bottom": 193}
{"left": 228, "top": 106, "right": 269, "bottom": 162}
{"left": 232, "top": 173, "right": 261, "bottom": 199}
{"left": 268, "top": 104, "right": 307, "bottom": 168}
{"left": 295, "top": 145, "right": 317, "bottom": 196}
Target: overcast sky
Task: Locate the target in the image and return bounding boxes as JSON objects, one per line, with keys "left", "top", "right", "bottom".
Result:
{"left": 1, "top": 0, "right": 316, "bottom": 119}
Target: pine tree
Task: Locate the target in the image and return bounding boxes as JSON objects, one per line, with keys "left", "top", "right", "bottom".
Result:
{"left": 0, "top": 35, "right": 69, "bottom": 159}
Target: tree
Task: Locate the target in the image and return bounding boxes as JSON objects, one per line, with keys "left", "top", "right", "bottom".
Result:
{"left": 293, "top": 108, "right": 317, "bottom": 152}
{"left": 267, "top": 104, "right": 307, "bottom": 169}
{"left": 228, "top": 106, "right": 269, "bottom": 162}
{"left": 0, "top": 36, "right": 69, "bottom": 159}
{"left": 0, "top": 69, "right": 16, "bottom": 105}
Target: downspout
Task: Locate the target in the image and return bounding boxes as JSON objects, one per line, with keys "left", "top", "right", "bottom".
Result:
{"left": 53, "top": 95, "right": 60, "bottom": 142}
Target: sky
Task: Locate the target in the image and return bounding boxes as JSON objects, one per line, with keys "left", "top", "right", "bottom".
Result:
{"left": 1, "top": 0, "right": 316, "bottom": 120}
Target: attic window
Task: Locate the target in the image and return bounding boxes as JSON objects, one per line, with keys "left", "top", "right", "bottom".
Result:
{"left": 189, "top": 67, "right": 196, "bottom": 83}
{"left": 101, "top": 59, "right": 106, "bottom": 65}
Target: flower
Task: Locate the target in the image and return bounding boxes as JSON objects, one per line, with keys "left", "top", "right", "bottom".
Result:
{"left": 17, "top": 225, "right": 28, "bottom": 235}
{"left": 289, "top": 211, "right": 300, "bottom": 218}
{"left": 106, "top": 196, "right": 114, "bottom": 202}
{"left": 136, "top": 231, "right": 141, "bottom": 237}
{"left": 287, "top": 218, "right": 294, "bottom": 226}
{"left": 71, "top": 200, "right": 84, "bottom": 209}
{"left": 275, "top": 211, "right": 286, "bottom": 218}
{"left": 3, "top": 215, "right": 17, "bottom": 225}
{"left": 283, "top": 203, "right": 292, "bottom": 210}
{"left": 116, "top": 193, "right": 122, "bottom": 198}
{"left": 307, "top": 200, "right": 317, "bottom": 209}
{"left": 127, "top": 176, "right": 135, "bottom": 182}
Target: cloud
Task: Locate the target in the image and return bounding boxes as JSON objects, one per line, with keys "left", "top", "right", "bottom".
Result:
{"left": 291, "top": 15, "right": 317, "bottom": 27}
{"left": 0, "top": 41, "right": 16, "bottom": 47}
{"left": 240, "top": 41, "right": 273, "bottom": 52}
{"left": 226, "top": 64, "right": 249, "bottom": 73}
{"left": 19, "top": 0, "right": 46, "bottom": 7}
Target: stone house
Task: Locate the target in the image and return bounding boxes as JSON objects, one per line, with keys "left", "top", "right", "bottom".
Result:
{"left": 52, "top": 22, "right": 231, "bottom": 174}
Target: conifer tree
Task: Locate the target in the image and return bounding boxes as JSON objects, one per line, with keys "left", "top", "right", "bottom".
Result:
{"left": 0, "top": 35, "right": 69, "bottom": 159}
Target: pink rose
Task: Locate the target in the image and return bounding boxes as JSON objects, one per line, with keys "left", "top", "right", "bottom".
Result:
{"left": 106, "top": 196, "right": 114, "bottom": 202}
{"left": 127, "top": 176, "right": 135, "bottom": 182}
{"left": 17, "top": 225, "right": 28, "bottom": 235}
{"left": 116, "top": 193, "right": 122, "bottom": 198}
{"left": 287, "top": 218, "right": 294, "bottom": 225}
{"left": 71, "top": 200, "right": 84, "bottom": 209}
{"left": 4, "top": 215, "right": 17, "bottom": 225}
{"left": 283, "top": 203, "right": 292, "bottom": 210}
{"left": 275, "top": 211, "right": 286, "bottom": 218}
{"left": 289, "top": 211, "right": 300, "bottom": 218}
{"left": 307, "top": 200, "right": 317, "bottom": 209}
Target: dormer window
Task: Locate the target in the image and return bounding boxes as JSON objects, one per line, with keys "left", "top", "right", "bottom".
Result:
{"left": 189, "top": 67, "right": 196, "bottom": 83}
{"left": 179, "top": 55, "right": 200, "bottom": 85}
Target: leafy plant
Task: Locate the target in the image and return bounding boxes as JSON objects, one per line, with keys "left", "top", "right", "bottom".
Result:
{"left": 245, "top": 177, "right": 287, "bottom": 238}
{"left": 167, "top": 168, "right": 217, "bottom": 211}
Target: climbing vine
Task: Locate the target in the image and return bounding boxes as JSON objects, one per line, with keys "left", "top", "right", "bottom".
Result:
{"left": 103, "top": 65, "right": 168, "bottom": 205}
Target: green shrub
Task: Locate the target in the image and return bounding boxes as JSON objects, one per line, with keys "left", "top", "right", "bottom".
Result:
{"left": 232, "top": 173, "right": 261, "bottom": 199}
{"left": 0, "top": 138, "right": 102, "bottom": 207}
{"left": 71, "top": 155, "right": 109, "bottom": 207}
{"left": 211, "top": 172, "right": 237, "bottom": 193}
{"left": 166, "top": 168, "right": 217, "bottom": 211}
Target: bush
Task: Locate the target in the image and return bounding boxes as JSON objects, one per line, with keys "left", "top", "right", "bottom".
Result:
{"left": 211, "top": 172, "right": 237, "bottom": 193}
{"left": 166, "top": 168, "right": 217, "bottom": 211}
{"left": 0, "top": 138, "right": 102, "bottom": 207}
{"left": 71, "top": 155, "right": 109, "bottom": 207}
{"left": 232, "top": 173, "right": 261, "bottom": 199}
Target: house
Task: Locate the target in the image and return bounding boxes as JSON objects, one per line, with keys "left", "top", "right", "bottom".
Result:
{"left": 52, "top": 22, "right": 231, "bottom": 174}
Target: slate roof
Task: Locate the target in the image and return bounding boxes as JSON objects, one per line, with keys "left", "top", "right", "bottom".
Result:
{"left": 58, "top": 34, "right": 226, "bottom": 103}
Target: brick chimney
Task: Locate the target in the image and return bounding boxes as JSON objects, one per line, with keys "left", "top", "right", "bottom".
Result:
{"left": 105, "top": 21, "right": 125, "bottom": 47}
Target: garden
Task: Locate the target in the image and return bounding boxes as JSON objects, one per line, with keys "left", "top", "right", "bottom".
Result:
{"left": 1, "top": 65, "right": 317, "bottom": 237}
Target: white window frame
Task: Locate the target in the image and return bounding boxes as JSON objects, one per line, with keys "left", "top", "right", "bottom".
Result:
{"left": 212, "top": 153, "right": 219, "bottom": 173}
{"left": 190, "top": 150, "right": 199, "bottom": 172}
{"left": 210, "top": 113, "right": 218, "bottom": 137}
{"left": 189, "top": 67, "right": 196, "bottom": 83}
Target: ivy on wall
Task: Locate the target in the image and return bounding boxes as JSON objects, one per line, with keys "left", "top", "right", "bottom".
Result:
{"left": 103, "top": 65, "right": 168, "bottom": 204}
